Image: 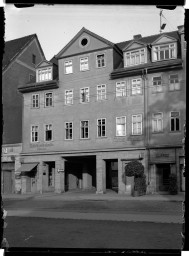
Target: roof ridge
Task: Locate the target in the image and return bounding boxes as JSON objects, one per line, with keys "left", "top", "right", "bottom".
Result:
{"left": 5, "top": 33, "right": 36, "bottom": 43}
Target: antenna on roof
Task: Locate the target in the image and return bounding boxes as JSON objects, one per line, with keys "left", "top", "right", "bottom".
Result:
{"left": 159, "top": 9, "right": 166, "bottom": 33}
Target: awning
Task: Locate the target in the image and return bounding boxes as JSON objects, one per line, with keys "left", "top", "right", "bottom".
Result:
{"left": 16, "top": 163, "right": 38, "bottom": 173}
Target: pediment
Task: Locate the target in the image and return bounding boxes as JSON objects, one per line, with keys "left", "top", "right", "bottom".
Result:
{"left": 152, "top": 35, "right": 177, "bottom": 45}
{"left": 36, "top": 60, "right": 52, "bottom": 68}
{"left": 55, "top": 27, "right": 115, "bottom": 58}
{"left": 123, "top": 41, "right": 146, "bottom": 51}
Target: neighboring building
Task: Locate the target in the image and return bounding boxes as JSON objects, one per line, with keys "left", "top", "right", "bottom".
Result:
{"left": 2, "top": 34, "right": 45, "bottom": 193}
{"left": 18, "top": 26, "right": 185, "bottom": 194}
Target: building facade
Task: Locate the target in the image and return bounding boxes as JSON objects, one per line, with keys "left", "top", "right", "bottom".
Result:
{"left": 18, "top": 26, "right": 185, "bottom": 194}
{"left": 2, "top": 34, "right": 45, "bottom": 193}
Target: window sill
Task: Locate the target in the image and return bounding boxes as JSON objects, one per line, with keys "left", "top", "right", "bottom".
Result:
{"left": 169, "top": 130, "right": 181, "bottom": 133}
{"left": 65, "top": 139, "right": 73, "bottom": 141}
{"left": 80, "top": 138, "right": 90, "bottom": 140}
{"left": 96, "top": 136, "right": 107, "bottom": 139}
{"left": 152, "top": 131, "right": 164, "bottom": 134}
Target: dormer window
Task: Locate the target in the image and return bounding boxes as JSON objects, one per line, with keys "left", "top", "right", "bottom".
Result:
{"left": 37, "top": 67, "right": 52, "bottom": 82}
{"left": 124, "top": 49, "right": 146, "bottom": 67}
{"left": 152, "top": 43, "right": 176, "bottom": 61}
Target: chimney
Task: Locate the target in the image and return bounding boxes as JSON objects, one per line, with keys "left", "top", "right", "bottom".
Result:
{"left": 133, "top": 34, "right": 142, "bottom": 40}
{"left": 177, "top": 25, "right": 184, "bottom": 33}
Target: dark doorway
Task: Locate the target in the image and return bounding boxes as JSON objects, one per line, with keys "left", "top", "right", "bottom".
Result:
{"left": 106, "top": 160, "right": 118, "bottom": 192}
{"left": 156, "top": 164, "right": 171, "bottom": 191}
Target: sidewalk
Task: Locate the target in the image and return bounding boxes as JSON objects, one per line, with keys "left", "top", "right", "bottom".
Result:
{"left": 2, "top": 190, "right": 185, "bottom": 202}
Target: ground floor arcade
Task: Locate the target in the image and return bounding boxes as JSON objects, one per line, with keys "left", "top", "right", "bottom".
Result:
{"left": 16, "top": 147, "right": 185, "bottom": 195}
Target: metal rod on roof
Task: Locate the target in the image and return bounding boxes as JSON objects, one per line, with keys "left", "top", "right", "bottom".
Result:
{"left": 160, "top": 9, "right": 163, "bottom": 33}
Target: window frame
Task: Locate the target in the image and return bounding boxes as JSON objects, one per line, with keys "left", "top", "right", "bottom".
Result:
{"left": 64, "top": 60, "right": 73, "bottom": 74}
{"left": 132, "top": 114, "right": 143, "bottom": 135}
{"left": 80, "top": 120, "right": 89, "bottom": 139}
{"left": 80, "top": 57, "right": 89, "bottom": 71}
{"left": 169, "top": 74, "right": 180, "bottom": 91}
{"left": 131, "top": 78, "right": 142, "bottom": 95}
{"left": 124, "top": 48, "right": 146, "bottom": 67}
{"left": 116, "top": 116, "right": 126, "bottom": 136}
{"left": 96, "top": 53, "right": 106, "bottom": 68}
{"left": 152, "top": 42, "right": 177, "bottom": 62}
{"left": 65, "top": 89, "right": 73, "bottom": 105}
{"left": 44, "top": 124, "right": 53, "bottom": 142}
{"left": 32, "top": 54, "right": 36, "bottom": 65}
{"left": 170, "top": 111, "right": 180, "bottom": 132}
{"left": 97, "top": 118, "right": 106, "bottom": 138}
{"left": 80, "top": 87, "right": 89, "bottom": 103}
{"left": 31, "top": 94, "right": 40, "bottom": 109}
{"left": 45, "top": 92, "right": 53, "bottom": 107}
{"left": 97, "top": 84, "right": 106, "bottom": 101}
{"left": 152, "top": 76, "right": 163, "bottom": 93}
{"left": 65, "top": 122, "right": 73, "bottom": 140}
{"left": 152, "top": 112, "right": 163, "bottom": 133}
{"left": 37, "top": 67, "right": 53, "bottom": 83}
{"left": 116, "top": 81, "right": 127, "bottom": 97}
{"left": 31, "top": 125, "right": 39, "bottom": 143}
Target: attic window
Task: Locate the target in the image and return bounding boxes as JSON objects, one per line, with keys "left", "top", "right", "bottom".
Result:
{"left": 124, "top": 49, "right": 146, "bottom": 67}
{"left": 37, "top": 67, "right": 52, "bottom": 82}
{"left": 80, "top": 36, "right": 90, "bottom": 47}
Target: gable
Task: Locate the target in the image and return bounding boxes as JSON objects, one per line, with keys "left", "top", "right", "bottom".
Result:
{"left": 123, "top": 41, "right": 146, "bottom": 51}
{"left": 152, "top": 35, "right": 177, "bottom": 45}
{"left": 36, "top": 60, "right": 52, "bottom": 68}
{"left": 56, "top": 28, "right": 115, "bottom": 59}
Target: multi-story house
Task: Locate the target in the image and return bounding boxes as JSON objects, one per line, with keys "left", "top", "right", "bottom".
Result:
{"left": 18, "top": 26, "right": 185, "bottom": 194}
{"left": 2, "top": 34, "right": 45, "bottom": 193}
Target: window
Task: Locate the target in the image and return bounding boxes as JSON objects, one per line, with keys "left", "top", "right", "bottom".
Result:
{"left": 32, "top": 94, "right": 39, "bottom": 108}
{"left": 45, "top": 124, "right": 53, "bottom": 141}
{"left": 80, "top": 57, "right": 89, "bottom": 71}
{"left": 97, "top": 84, "right": 106, "bottom": 100}
{"left": 32, "top": 54, "right": 36, "bottom": 64}
{"left": 31, "top": 125, "right": 39, "bottom": 142}
{"left": 153, "top": 43, "right": 176, "bottom": 61}
{"left": 29, "top": 74, "right": 34, "bottom": 82}
{"left": 64, "top": 60, "right": 73, "bottom": 74}
{"left": 125, "top": 49, "right": 145, "bottom": 67}
{"left": 37, "top": 68, "right": 52, "bottom": 82}
{"left": 65, "top": 122, "right": 73, "bottom": 140}
{"left": 65, "top": 90, "right": 73, "bottom": 105}
{"left": 80, "top": 88, "right": 89, "bottom": 103}
{"left": 152, "top": 113, "right": 163, "bottom": 132}
{"left": 169, "top": 74, "right": 180, "bottom": 91}
{"left": 132, "top": 79, "right": 142, "bottom": 95}
{"left": 97, "top": 118, "right": 106, "bottom": 137}
{"left": 96, "top": 54, "right": 105, "bottom": 68}
{"left": 80, "top": 121, "right": 89, "bottom": 139}
{"left": 170, "top": 112, "right": 180, "bottom": 132}
{"left": 116, "top": 116, "right": 126, "bottom": 136}
{"left": 116, "top": 81, "right": 127, "bottom": 97}
{"left": 132, "top": 114, "right": 142, "bottom": 135}
{"left": 152, "top": 76, "right": 162, "bottom": 93}
{"left": 45, "top": 92, "right": 53, "bottom": 107}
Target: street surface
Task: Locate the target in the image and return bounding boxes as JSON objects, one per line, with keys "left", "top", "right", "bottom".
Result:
{"left": 2, "top": 192, "right": 184, "bottom": 249}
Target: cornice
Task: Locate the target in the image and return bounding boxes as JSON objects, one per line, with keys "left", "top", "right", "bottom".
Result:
{"left": 18, "top": 80, "right": 59, "bottom": 93}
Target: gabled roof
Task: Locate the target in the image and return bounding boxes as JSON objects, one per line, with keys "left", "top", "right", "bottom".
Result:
{"left": 55, "top": 27, "right": 122, "bottom": 58}
{"left": 36, "top": 60, "right": 53, "bottom": 68}
{"left": 123, "top": 40, "right": 147, "bottom": 51}
{"left": 116, "top": 30, "right": 180, "bottom": 51}
{"left": 3, "top": 34, "right": 45, "bottom": 71}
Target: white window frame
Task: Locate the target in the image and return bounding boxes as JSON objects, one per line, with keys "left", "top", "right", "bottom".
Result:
{"left": 44, "top": 124, "right": 53, "bottom": 142}
{"left": 116, "top": 116, "right": 126, "bottom": 136}
{"left": 32, "top": 94, "right": 39, "bottom": 108}
{"left": 31, "top": 125, "right": 39, "bottom": 142}
{"left": 80, "top": 87, "right": 89, "bottom": 103}
{"left": 152, "top": 43, "right": 177, "bottom": 62}
{"left": 65, "top": 89, "right": 73, "bottom": 105}
{"left": 170, "top": 111, "right": 180, "bottom": 132}
{"left": 132, "top": 114, "right": 142, "bottom": 135}
{"left": 45, "top": 92, "right": 53, "bottom": 107}
{"left": 37, "top": 67, "right": 52, "bottom": 82}
{"left": 131, "top": 79, "right": 142, "bottom": 95}
{"left": 96, "top": 53, "right": 106, "bottom": 68}
{"left": 97, "top": 118, "right": 106, "bottom": 137}
{"left": 152, "top": 76, "right": 163, "bottom": 93}
{"left": 80, "top": 57, "right": 89, "bottom": 71}
{"left": 80, "top": 120, "right": 89, "bottom": 139}
{"left": 97, "top": 84, "right": 106, "bottom": 101}
{"left": 124, "top": 48, "right": 146, "bottom": 67}
{"left": 64, "top": 60, "right": 73, "bottom": 74}
{"left": 116, "top": 81, "right": 127, "bottom": 97}
{"left": 169, "top": 74, "right": 180, "bottom": 91}
{"left": 152, "top": 113, "right": 163, "bottom": 133}
{"left": 65, "top": 122, "right": 73, "bottom": 140}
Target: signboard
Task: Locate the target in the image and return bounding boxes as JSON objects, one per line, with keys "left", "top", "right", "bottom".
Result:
{"left": 150, "top": 149, "right": 175, "bottom": 163}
